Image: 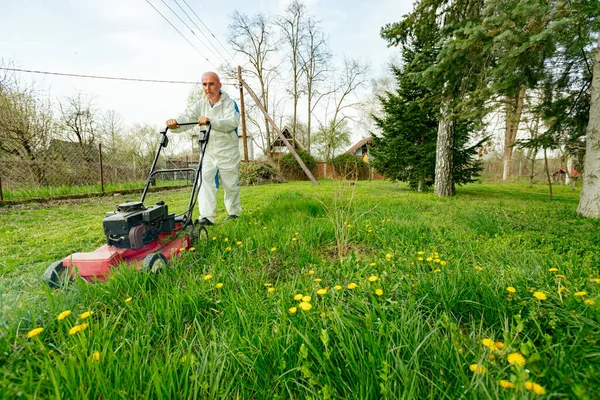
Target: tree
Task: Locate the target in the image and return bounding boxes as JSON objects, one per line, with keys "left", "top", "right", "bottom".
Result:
{"left": 277, "top": 0, "right": 306, "bottom": 142}
{"left": 578, "top": 37, "right": 600, "bottom": 218}
{"left": 58, "top": 93, "right": 98, "bottom": 148}
{"left": 99, "top": 109, "right": 123, "bottom": 153}
{"left": 313, "top": 118, "right": 351, "bottom": 162}
{"left": 229, "top": 11, "right": 279, "bottom": 158}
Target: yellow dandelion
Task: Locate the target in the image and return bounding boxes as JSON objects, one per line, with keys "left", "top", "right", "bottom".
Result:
{"left": 308, "top": 270, "right": 315, "bottom": 275}
{"left": 525, "top": 381, "right": 546, "bottom": 395}
{"left": 495, "top": 341, "right": 504, "bottom": 349}
{"left": 481, "top": 338, "right": 495, "bottom": 348}
{"left": 270, "top": 247, "right": 276, "bottom": 252}
{"left": 317, "top": 288, "right": 328, "bottom": 295}
{"left": 533, "top": 291, "right": 547, "bottom": 300}
{"left": 299, "top": 302, "right": 312, "bottom": 311}
{"left": 499, "top": 380, "right": 515, "bottom": 389}
{"left": 368, "top": 275, "right": 378, "bottom": 282}
{"left": 288, "top": 307, "right": 297, "bottom": 314}
{"left": 489, "top": 354, "right": 495, "bottom": 360}
{"left": 226, "top": 246, "right": 232, "bottom": 251}
{"left": 584, "top": 299, "right": 595, "bottom": 305}
{"left": 189, "top": 247, "right": 195, "bottom": 251}
{"left": 124, "top": 297, "right": 132, "bottom": 303}
{"left": 507, "top": 352, "right": 525, "bottom": 366}
{"left": 417, "top": 257, "right": 424, "bottom": 261}
{"left": 264, "top": 283, "right": 272, "bottom": 287}
{"left": 57, "top": 310, "right": 72, "bottom": 321}
{"left": 440, "top": 261, "right": 447, "bottom": 266}
{"left": 369, "top": 262, "right": 376, "bottom": 266}
{"left": 426, "top": 257, "right": 433, "bottom": 262}
{"left": 294, "top": 294, "right": 304, "bottom": 301}
{"left": 179, "top": 247, "right": 186, "bottom": 252}
{"left": 203, "top": 274, "right": 213, "bottom": 281}
{"left": 212, "top": 236, "right": 217, "bottom": 241}
{"left": 302, "top": 295, "right": 311, "bottom": 303}
{"left": 558, "top": 286, "right": 567, "bottom": 293}
{"left": 574, "top": 291, "right": 587, "bottom": 297}
{"left": 27, "top": 328, "right": 43, "bottom": 338}
{"left": 314, "top": 278, "right": 322, "bottom": 282}
{"left": 375, "top": 289, "right": 383, "bottom": 296}
{"left": 215, "top": 283, "right": 223, "bottom": 289}
{"left": 90, "top": 351, "right": 100, "bottom": 361}
{"left": 548, "top": 268, "right": 558, "bottom": 272}
{"left": 334, "top": 285, "right": 342, "bottom": 290}
{"left": 292, "top": 237, "right": 297, "bottom": 241}
{"left": 386, "top": 253, "right": 392, "bottom": 260}
{"left": 434, "top": 258, "right": 441, "bottom": 263}
{"left": 469, "top": 363, "right": 486, "bottom": 374}
{"left": 507, "top": 286, "right": 516, "bottom": 293}
{"left": 594, "top": 278, "right": 600, "bottom": 284}
{"left": 417, "top": 251, "right": 425, "bottom": 255}
{"left": 236, "top": 241, "right": 242, "bottom": 245}
{"left": 79, "top": 311, "right": 93, "bottom": 320}
{"left": 475, "top": 265, "right": 483, "bottom": 271}
{"left": 69, "top": 323, "right": 89, "bottom": 335}
{"left": 347, "top": 283, "right": 358, "bottom": 289}
{"left": 433, "top": 269, "right": 441, "bottom": 273}
{"left": 267, "top": 287, "right": 275, "bottom": 293}
{"left": 555, "top": 274, "right": 566, "bottom": 279}
{"left": 320, "top": 312, "right": 326, "bottom": 317}
{"left": 224, "top": 238, "right": 229, "bottom": 242}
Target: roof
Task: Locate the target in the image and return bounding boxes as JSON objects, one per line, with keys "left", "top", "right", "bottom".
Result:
{"left": 552, "top": 168, "right": 581, "bottom": 178}
{"left": 345, "top": 137, "right": 373, "bottom": 155}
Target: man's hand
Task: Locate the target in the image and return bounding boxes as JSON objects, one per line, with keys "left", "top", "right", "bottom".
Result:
{"left": 197, "top": 116, "right": 211, "bottom": 126}
{"left": 166, "top": 119, "right": 179, "bottom": 129}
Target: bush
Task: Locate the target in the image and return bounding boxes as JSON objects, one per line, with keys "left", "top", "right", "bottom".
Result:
{"left": 238, "top": 161, "right": 284, "bottom": 185}
{"left": 330, "top": 154, "right": 369, "bottom": 180}
{"left": 278, "top": 151, "right": 316, "bottom": 180}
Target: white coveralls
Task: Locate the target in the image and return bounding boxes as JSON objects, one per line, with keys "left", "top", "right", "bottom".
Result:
{"left": 173, "top": 91, "right": 241, "bottom": 223}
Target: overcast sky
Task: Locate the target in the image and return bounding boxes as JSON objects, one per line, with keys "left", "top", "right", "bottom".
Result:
{"left": 1, "top": 0, "right": 410, "bottom": 133}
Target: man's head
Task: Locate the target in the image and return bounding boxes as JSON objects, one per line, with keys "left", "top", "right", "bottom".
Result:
{"left": 202, "top": 72, "right": 222, "bottom": 104}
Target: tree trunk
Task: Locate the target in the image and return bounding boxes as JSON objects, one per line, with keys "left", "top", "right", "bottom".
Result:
{"left": 417, "top": 174, "right": 424, "bottom": 192}
{"left": 577, "top": 37, "right": 600, "bottom": 218}
{"left": 502, "top": 86, "right": 526, "bottom": 181}
{"left": 434, "top": 102, "right": 454, "bottom": 197}
{"left": 544, "top": 147, "right": 553, "bottom": 201}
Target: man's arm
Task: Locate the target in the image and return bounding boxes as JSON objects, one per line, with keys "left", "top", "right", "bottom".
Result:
{"left": 210, "top": 98, "right": 240, "bottom": 133}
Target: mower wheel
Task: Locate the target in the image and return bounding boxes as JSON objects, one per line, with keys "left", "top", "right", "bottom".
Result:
{"left": 142, "top": 253, "right": 168, "bottom": 274}
{"left": 42, "top": 261, "right": 70, "bottom": 289}
{"left": 191, "top": 224, "right": 209, "bottom": 246}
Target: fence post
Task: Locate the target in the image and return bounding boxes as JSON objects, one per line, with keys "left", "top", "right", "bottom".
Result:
{"left": 99, "top": 142, "right": 104, "bottom": 193}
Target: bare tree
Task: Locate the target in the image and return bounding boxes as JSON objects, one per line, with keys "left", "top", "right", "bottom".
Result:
{"left": 58, "top": 93, "right": 98, "bottom": 148}
{"left": 229, "top": 11, "right": 279, "bottom": 158}
{"left": 277, "top": 0, "right": 307, "bottom": 142}
{"left": 301, "top": 16, "right": 331, "bottom": 153}
{"left": 99, "top": 109, "right": 123, "bottom": 153}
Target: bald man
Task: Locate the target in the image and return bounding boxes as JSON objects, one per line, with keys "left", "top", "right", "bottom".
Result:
{"left": 166, "top": 72, "right": 241, "bottom": 226}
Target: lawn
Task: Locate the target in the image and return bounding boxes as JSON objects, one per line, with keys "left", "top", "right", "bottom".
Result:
{"left": 0, "top": 180, "right": 598, "bottom": 398}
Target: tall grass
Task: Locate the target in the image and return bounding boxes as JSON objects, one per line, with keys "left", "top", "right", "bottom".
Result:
{"left": 0, "top": 181, "right": 598, "bottom": 398}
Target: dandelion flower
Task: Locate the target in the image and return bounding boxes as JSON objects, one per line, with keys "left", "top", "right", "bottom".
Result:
{"left": 558, "top": 286, "right": 567, "bottom": 294}
{"left": 27, "top": 328, "right": 43, "bottom": 338}
{"left": 236, "top": 241, "right": 242, "bottom": 245}
{"left": 507, "top": 352, "right": 525, "bottom": 366}
{"left": 594, "top": 278, "right": 600, "bottom": 284}
{"left": 434, "top": 259, "right": 441, "bottom": 263}
{"left": 320, "top": 312, "right": 326, "bottom": 317}
{"left": 302, "top": 296, "right": 311, "bottom": 303}
{"left": 506, "top": 287, "right": 516, "bottom": 293}
{"left": 292, "top": 237, "right": 297, "bottom": 241}
{"left": 267, "top": 287, "right": 275, "bottom": 293}
{"left": 426, "top": 257, "right": 433, "bottom": 262}
{"left": 584, "top": 299, "right": 595, "bottom": 305}
{"left": 347, "top": 283, "right": 358, "bottom": 289}
{"left": 433, "top": 269, "right": 441, "bottom": 273}
{"left": 574, "top": 291, "right": 587, "bottom": 297}
{"left": 69, "top": 323, "right": 89, "bottom": 335}
{"left": 308, "top": 270, "right": 315, "bottom": 275}
{"left": 386, "top": 253, "right": 392, "bottom": 260}
{"left": 57, "top": 310, "right": 72, "bottom": 320}
{"left": 288, "top": 307, "right": 297, "bottom": 314}
{"left": 499, "top": 380, "right": 515, "bottom": 389}
{"left": 215, "top": 283, "right": 223, "bottom": 289}
{"left": 189, "top": 247, "right": 195, "bottom": 252}
{"left": 368, "top": 275, "right": 378, "bottom": 282}
{"left": 417, "top": 251, "right": 424, "bottom": 255}
{"left": 294, "top": 294, "right": 304, "bottom": 301}
{"left": 469, "top": 363, "right": 486, "bottom": 374}
{"left": 375, "top": 289, "right": 383, "bottom": 296}
{"left": 299, "top": 302, "right": 312, "bottom": 311}
{"left": 90, "top": 351, "right": 100, "bottom": 361}
{"left": 525, "top": 381, "right": 546, "bottom": 395}
{"left": 369, "top": 262, "right": 376, "bottom": 267}
{"left": 264, "top": 283, "right": 272, "bottom": 287}
{"left": 481, "top": 338, "right": 495, "bottom": 348}
{"left": 533, "top": 291, "right": 547, "bottom": 300}
{"left": 79, "top": 311, "right": 94, "bottom": 320}
{"left": 314, "top": 278, "right": 322, "bottom": 283}
{"left": 440, "top": 261, "right": 447, "bottom": 266}
{"left": 226, "top": 246, "right": 232, "bottom": 251}
{"left": 125, "top": 297, "right": 132, "bottom": 303}
{"left": 224, "top": 238, "right": 229, "bottom": 242}
{"left": 179, "top": 247, "right": 186, "bottom": 252}
{"left": 548, "top": 268, "right": 558, "bottom": 272}
{"left": 212, "top": 237, "right": 217, "bottom": 241}
{"left": 204, "top": 274, "right": 213, "bottom": 281}
{"left": 495, "top": 341, "right": 504, "bottom": 349}
{"left": 270, "top": 247, "right": 277, "bottom": 252}
{"left": 417, "top": 257, "right": 424, "bottom": 261}
{"left": 317, "top": 288, "right": 328, "bottom": 295}
{"left": 475, "top": 265, "right": 483, "bottom": 271}
{"left": 334, "top": 285, "right": 342, "bottom": 290}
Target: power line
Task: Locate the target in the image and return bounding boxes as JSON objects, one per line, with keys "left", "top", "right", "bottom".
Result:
{"left": 145, "top": 0, "right": 217, "bottom": 69}
{"left": 181, "top": 0, "right": 234, "bottom": 60}
{"left": 171, "top": 0, "right": 232, "bottom": 68}
{"left": 0, "top": 67, "right": 238, "bottom": 85}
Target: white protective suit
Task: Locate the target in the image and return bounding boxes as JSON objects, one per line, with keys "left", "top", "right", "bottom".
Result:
{"left": 173, "top": 91, "right": 241, "bottom": 223}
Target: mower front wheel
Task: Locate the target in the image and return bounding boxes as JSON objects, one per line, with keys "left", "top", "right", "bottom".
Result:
{"left": 191, "top": 224, "right": 209, "bottom": 246}
{"left": 42, "top": 261, "right": 70, "bottom": 289}
{"left": 142, "top": 253, "right": 168, "bottom": 274}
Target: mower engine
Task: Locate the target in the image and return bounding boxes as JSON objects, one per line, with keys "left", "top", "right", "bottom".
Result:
{"left": 102, "top": 201, "right": 176, "bottom": 249}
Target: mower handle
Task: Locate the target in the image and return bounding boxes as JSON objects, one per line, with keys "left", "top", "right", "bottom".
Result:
{"left": 161, "top": 121, "right": 211, "bottom": 134}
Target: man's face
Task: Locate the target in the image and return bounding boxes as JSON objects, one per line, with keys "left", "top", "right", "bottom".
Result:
{"left": 202, "top": 73, "right": 222, "bottom": 103}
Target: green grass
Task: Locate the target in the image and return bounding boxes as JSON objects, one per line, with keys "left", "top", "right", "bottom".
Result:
{"left": 0, "top": 180, "right": 598, "bottom": 398}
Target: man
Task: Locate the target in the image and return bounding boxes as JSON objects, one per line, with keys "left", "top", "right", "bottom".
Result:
{"left": 166, "top": 71, "right": 241, "bottom": 226}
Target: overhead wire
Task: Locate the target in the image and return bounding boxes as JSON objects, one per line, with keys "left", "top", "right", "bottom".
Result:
{"left": 181, "top": 0, "right": 235, "bottom": 60}
{"left": 171, "top": 0, "right": 232, "bottom": 68}
{"left": 145, "top": 0, "right": 218, "bottom": 69}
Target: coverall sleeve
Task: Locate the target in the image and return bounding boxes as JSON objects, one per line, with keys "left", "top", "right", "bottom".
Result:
{"left": 211, "top": 99, "right": 240, "bottom": 133}
{"left": 169, "top": 103, "right": 202, "bottom": 134}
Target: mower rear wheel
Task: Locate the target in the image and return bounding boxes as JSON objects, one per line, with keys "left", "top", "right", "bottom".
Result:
{"left": 142, "top": 253, "right": 167, "bottom": 274}
{"left": 42, "top": 261, "right": 70, "bottom": 289}
{"left": 191, "top": 224, "right": 209, "bottom": 246}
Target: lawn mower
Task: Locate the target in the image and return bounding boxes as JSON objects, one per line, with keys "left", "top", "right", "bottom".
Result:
{"left": 42, "top": 122, "right": 210, "bottom": 288}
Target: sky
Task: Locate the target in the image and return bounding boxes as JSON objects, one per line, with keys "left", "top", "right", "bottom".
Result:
{"left": 1, "top": 0, "right": 410, "bottom": 140}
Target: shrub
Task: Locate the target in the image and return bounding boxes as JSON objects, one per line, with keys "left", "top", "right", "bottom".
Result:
{"left": 238, "top": 161, "right": 284, "bottom": 185}
{"left": 278, "top": 151, "right": 316, "bottom": 180}
{"left": 330, "top": 154, "right": 369, "bottom": 180}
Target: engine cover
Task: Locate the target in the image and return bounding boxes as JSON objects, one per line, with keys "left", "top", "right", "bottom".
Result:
{"left": 103, "top": 202, "right": 175, "bottom": 249}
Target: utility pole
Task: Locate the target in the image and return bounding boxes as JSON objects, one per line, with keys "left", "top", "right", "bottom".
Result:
{"left": 237, "top": 66, "right": 249, "bottom": 162}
